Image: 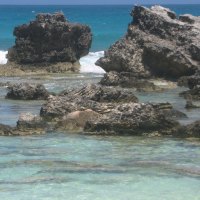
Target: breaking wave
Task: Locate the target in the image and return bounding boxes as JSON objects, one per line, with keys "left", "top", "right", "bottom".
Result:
{"left": 80, "top": 51, "right": 105, "bottom": 74}
{"left": 0, "top": 51, "right": 8, "bottom": 64}
{"left": 0, "top": 50, "right": 105, "bottom": 74}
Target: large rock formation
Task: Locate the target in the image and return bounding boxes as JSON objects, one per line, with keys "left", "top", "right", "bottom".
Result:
{"left": 7, "top": 12, "right": 92, "bottom": 72}
{"left": 97, "top": 6, "right": 200, "bottom": 86}
{"left": 40, "top": 84, "right": 185, "bottom": 136}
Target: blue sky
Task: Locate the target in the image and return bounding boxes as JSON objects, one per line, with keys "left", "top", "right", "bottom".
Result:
{"left": 0, "top": 0, "right": 199, "bottom": 4}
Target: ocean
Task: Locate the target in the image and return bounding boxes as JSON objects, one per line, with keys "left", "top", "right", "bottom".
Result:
{"left": 0, "top": 5, "right": 200, "bottom": 200}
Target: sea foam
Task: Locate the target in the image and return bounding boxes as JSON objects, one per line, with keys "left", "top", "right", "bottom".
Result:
{"left": 80, "top": 51, "right": 105, "bottom": 74}
{"left": 0, "top": 50, "right": 105, "bottom": 74}
{"left": 0, "top": 51, "right": 8, "bottom": 64}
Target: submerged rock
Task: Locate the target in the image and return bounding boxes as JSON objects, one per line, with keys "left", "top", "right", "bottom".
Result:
{"left": 6, "top": 12, "right": 92, "bottom": 73}
{"left": 97, "top": 5, "right": 200, "bottom": 87}
{"left": 6, "top": 83, "right": 49, "bottom": 100}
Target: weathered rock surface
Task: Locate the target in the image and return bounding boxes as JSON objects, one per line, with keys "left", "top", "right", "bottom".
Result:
{"left": 174, "top": 121, "right": 200, "bottom": 138}
{"left": 40, "top": 84, "right": 185, "bottom": 135}
{"left": 0, "top": 124, "right": 15, "bottom": 136}
{"left": 97, "top": 5, "right": 200, "bottom": 87}
{"left": 17, "top": 113, "right": 47, "bottom": 133}
{"left": 6, "top": 12, "right": 92, "bottom": 72}
{"left": 57, "top": 109, "right": 101, "bottom": 131}
{"left": 0, "top": 113, "right": 48, "bottom": 136}
{"left": 100, "top": 71, "right": 161, "bottom": 91}
{"left": 41, "top": 84, "right": 139, "bottom": 119}
{"left": 84, "top": 103, "right": 180, "bottom": 135}
{"left": 6, "top": 83, "right": 49, "bottom": 100}
{"left": 179, "top": 70, "right": 200, "bottom": 101}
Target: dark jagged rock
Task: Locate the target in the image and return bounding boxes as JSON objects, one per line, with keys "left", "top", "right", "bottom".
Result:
{"left": 0, "top": 124, "right": 15, "bottom": 136}
{"left": 84, "top": 103, "right": 180, "bottom": 135}
{"left": 40, "top": 84, "right": 182, "bottom": 135}
{"left": 179, "top": 69, "right": 200, "bottom": 102}
{"left": 185, "top": 100, "right": 200, "bottom": 109}
{"left": 6, "top": 83, "right": 49, "bottom": 100}
{"left": 59, "top": 84, "right": 139, "bottom": 103}
{"left": 180, "top": 86, "right": 200, "bottom": 101}
{"left": 174, "top": 121, "right": 200, "bottom": 138}
{"left": 97, "top": 5, "right": 200, "bottom": 87}
{"left": 100, "top": 71, "right": 161, "bottom": 91}
{"left": 41, "top": 84, "right": 139, "bottom": 119}
{"left": 7, "top": 12, "right": 92, "bottom": 72}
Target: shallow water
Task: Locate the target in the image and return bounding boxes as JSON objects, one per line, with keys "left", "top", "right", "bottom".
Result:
{"left": 0, "top": 74, "right": 101, "bottom": 126}
{"left": 0, "top": 74, "right": 199, "bottom": 199}
{"left": 0, "top": 4, "right": 200, "bottom": 199}
{"left": 0, "top": 133, "right": 199, "bottom": 200}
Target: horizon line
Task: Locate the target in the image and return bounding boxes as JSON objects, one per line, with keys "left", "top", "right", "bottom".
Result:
{"left": 0, "top": 3, "right": 200, "bottom": 6}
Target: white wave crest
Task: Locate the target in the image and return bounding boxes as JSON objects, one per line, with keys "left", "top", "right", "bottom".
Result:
{"left": 0, "top": 51, "right": 8, "bottom": 64}
{"left": 80, "top": 51, "right": 105, "bottom": 74}
{"left": 0, "top": 50, "right": 106, "bottom": 74}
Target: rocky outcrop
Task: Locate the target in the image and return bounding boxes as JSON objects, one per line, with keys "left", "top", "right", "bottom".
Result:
{"left": 100, "top": 71, "right": 161, "bottom": 91}
{"left": 41, "top": 84, "right": 139, "bottom": 119}
{"left": 40, "top": 84, "right": 185, "bottom": 135}
{"left": 6, "top": 12, "right": 92, "bottom": 73}
{"left": 97, "top": 5, "right": 200, "bottom": 87}
{"left": 0, "top": 124, "right": 15, "bottom": 136}
{"left": 17, "top": 113, "right": 48, "bottom": 132}
{"left": 84, "top": 103, "right": 180, "bottom": 136}
{"left": 174, "top": 120, "right": 200, "bottom": 138}
{"left": 179, "top": 70, "right": 200, "bottom": 102}
{"left": 6, "top": 83, "right": 49, "bottom": 100}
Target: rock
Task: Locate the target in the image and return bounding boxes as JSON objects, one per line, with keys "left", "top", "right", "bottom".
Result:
{"left": 174, "top": 121, "right": 200, "bottom": 138}
{"left": 187, "top": 70, "right": 200, "bottom": 90}
{"left": 40, "top": 84, "right": 180, "bottom": 135}
{"left": 57, "top": 109, "right": 101, "bottom": 131}
{"left": 0, "top": 124, "right": 15, "bottom": 136}
{"left": 100, "top": 71, "right": 161, "bottom": 91}
{"left": 0, "top": 82, "right": 12, "bottom": 87}
{"left": 59, "top": 84, "right": 139, "bottom": 103}
{"left": 154, "top": 103, "right": 188, "bottom": 120}
{"left": 180, "top": 85, "right": 200, "bottom": 101}
{"left": 41, "top": 84, "right": 139, "bottom": 119}
{"left": 17, "top": 113, "right": 47, "bottom": 133}
{"left": 178, "top": 70, "right": 200, "bottom": 101}
{"left": 97, "top": 5, "right": 200, "bottom": 86}
{"left": 6, "top": 83, "right": 49, "bottom": 100}
{"left": 7, "top": 12, "right": 92, "bottom": 72}
{"left": 185, "top": 100, "right": 200, "bottom": 109}
{"left": 84, "top": 103, "right": 180, "bottom": 135}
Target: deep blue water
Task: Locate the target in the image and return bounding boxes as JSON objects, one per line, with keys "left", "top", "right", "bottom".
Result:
{"left": 1, "top": 5, "right": 200, "bottom": 51}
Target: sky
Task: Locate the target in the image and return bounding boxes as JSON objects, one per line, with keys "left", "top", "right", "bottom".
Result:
{"left": 0, "top": 0, "right": 199, "bottom": 5}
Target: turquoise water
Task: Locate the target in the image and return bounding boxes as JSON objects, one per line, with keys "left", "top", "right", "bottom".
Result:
{"left": 0, "top": 5, "right": 200, "bottom": 200}
{"left": 0, "top": 133, "right": 200, "bottom": 200}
